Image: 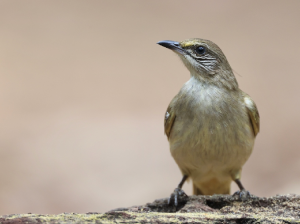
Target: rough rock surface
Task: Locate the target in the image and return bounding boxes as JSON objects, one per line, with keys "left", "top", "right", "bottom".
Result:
{"left": 1, "top": 194, "right": 300, "bottom": 223}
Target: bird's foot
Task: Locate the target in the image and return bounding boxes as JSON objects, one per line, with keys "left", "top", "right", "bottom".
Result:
{"left": 168, "top": 187, "right": 188, "bottom": 207}
{"left": 232, "top": 189, "right": 251, "bottom": 201}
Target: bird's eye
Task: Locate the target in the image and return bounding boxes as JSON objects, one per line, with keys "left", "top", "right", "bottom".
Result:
{"left": 195, "top": 46, "right": 206, "bottom": 55}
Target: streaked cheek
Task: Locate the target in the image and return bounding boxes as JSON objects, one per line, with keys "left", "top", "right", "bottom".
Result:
{"left": 182, "top": 55, "right": 198, "bottom": 70}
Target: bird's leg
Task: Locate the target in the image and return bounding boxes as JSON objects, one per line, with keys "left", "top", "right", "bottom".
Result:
{"left": 168, "top": 175, "right": 189, "bottom": 207}
{"left": 232, "top": 179, "right": 251, "bottom": 200}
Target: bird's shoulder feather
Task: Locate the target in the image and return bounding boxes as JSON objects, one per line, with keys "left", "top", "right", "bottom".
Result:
{"left": 242, "top": 91, "right": 260, "bottom": 136}
{"left": 164, "top": 101, "right": 176, "bottom": 139}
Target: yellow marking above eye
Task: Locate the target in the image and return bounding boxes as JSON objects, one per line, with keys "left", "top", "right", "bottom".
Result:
{"left": 180, "top": 40, "right": 200, "bottom": 48}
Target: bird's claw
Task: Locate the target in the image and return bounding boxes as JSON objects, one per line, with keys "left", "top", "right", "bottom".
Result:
{"left": 168, "top": 187, "right": 188, "bottom": 207}
{"left": 232, "top": 189, "right": 251, "bottom": 201}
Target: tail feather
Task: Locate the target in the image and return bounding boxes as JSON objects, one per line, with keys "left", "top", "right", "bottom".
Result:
{"left": 193, "top": 179, "right": 231, "bottom": 195}
{"left": 193, "top": 184, "right": 203, "bottom": 195}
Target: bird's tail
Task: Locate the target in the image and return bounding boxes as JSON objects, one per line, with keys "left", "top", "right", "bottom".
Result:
{"left": 193, "top": 183, "right": 203, "bottom": 195}
{"left": 193, "top": 179, "right": 231, "bottom": 195}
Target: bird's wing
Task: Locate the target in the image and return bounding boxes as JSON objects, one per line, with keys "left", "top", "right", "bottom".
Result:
{"left": 243, "top": 92, "right": 260, "bottom": 137}
{"left": 164, "top": 104, "right": 176, "bottom": 139}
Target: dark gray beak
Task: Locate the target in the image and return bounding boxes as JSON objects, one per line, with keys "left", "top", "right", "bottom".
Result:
{"left": 157, "top": 40, "right": 186, "bottom": 55}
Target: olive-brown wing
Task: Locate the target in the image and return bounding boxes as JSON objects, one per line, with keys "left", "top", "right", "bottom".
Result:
{"left": 243, "top": 93, "right": 260, "bottom": 137}
{"left": 164, "top": 105, "right": 176, "bottom": 139}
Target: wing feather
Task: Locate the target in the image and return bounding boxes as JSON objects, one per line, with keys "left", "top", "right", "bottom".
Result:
{"left": 243, "top": 93, "right": 260, "bottom": 137}
{"left": 164, "top": 105, "right": 176, "bottom": 139}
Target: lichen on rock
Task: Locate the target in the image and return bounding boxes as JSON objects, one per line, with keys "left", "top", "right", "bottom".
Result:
{"left": 1, "top": 194, "right": 300, "bottom": 223}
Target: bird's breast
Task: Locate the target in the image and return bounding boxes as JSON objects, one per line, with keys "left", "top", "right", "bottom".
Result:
{"left": 168, "top": 81, "right": 254, "bottom": 174}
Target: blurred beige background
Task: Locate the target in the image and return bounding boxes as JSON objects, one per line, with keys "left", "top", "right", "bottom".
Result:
{"left": 0, "top": 0, "right": 300, "bottom": 215}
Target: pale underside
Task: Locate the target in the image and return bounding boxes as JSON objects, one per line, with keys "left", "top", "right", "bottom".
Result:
{"left": 165, "top": 77, "right": 258, "bottom": 195}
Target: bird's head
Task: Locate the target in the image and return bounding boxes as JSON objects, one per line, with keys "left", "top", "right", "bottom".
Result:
{"left": 157, "top": 38, "right": 238, "bottom": 90}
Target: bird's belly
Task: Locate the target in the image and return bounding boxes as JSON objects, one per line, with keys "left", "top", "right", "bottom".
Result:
{"left": 169, "top": 113, "right": 254, "bottom": 182}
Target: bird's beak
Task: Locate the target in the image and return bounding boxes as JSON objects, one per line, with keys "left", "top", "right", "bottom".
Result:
{"left": 157, "top": 40, "right": 187, "bottom": 55}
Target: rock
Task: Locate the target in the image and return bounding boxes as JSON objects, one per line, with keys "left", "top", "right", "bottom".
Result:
{"left": 1, "top": 194, "right": 300, "bottom": 223}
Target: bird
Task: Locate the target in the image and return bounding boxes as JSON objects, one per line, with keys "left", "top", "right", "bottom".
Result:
{"left": 157, "top": 38, "right": 260, "bottom": 207}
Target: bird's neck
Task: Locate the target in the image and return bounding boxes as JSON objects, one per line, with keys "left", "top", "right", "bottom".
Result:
{"left": 190, "top": 69, "right": 239, "bottom": 91}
